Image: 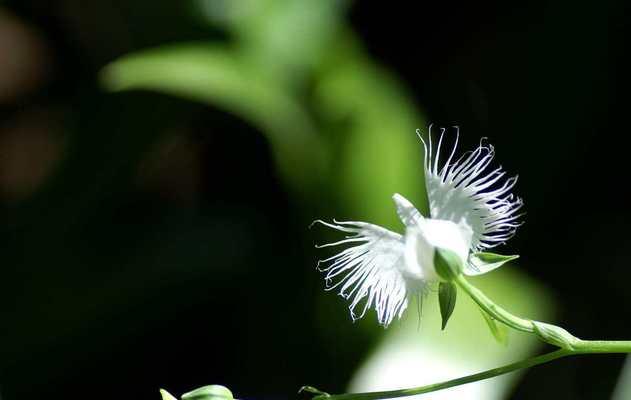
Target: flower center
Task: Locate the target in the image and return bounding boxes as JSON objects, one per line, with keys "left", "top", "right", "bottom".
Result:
{"left": 402, "top": 218, "right": 473, "bottom": 282}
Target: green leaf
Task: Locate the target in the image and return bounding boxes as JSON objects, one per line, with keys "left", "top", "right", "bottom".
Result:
{"left": 479, "top": 309, "right": 508, "bottom": 345}
{"left": 100, "top": 45, "right": 302, "bottom": 134}
{"left": 160, "top": 389, "right": 179, "bottom": 400}
{"left": 182, "top": 385, "right": 234, "bottom": 400}
{"left": 438, "top": 282, "right": 457, "bottom": 330}
{"left": 434, "top": 248, "right": 463, "bottom": 280}
{"left": 312, "top": 42, "right": 426, "bottom": 226}
{"left": 466, "top": 252, "right": 519, "bottom": 276}
{"left": 99, "top": 43, "right": 324, "bottom": 192}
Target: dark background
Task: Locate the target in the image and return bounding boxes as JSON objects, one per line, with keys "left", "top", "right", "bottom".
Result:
{"left": 1, "top": 1, "right": 630, "bottom": 399}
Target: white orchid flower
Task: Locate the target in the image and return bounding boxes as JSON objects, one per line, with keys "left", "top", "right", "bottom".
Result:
{"left": 314, "top": 127, "right": 523, "bottom": 327}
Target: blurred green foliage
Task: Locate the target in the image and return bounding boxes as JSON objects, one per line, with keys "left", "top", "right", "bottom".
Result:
{"left": 100, "top": 0, "right": 426, "bottom": 225}
{"left": 99, "top": 1, "right": 556, "bottom": 398}
{"left": 15, "top": 0, "right": 631, "bottom": 397}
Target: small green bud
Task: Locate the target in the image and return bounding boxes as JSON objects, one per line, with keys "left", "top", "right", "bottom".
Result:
{"left": 160, "top": 389, "right": 179, "bottom": 400}
{"left": 532, "top": 321, "right": 579, "bottom": 350}
{"left": 182, "top": 385, "right": 234, "bottom": 400}
{"left": 299, "top": 386, "right": 330, "bottom": 397}
{"left": 438, "top": 281, "right": 457, "bottom": 330}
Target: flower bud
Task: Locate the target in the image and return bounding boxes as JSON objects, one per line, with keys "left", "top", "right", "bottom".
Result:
{"left": 182, "top": 385, "right": 234, "bottom": 400}
{"left": 160, "top": 389, "right": 178, "bottom": 400}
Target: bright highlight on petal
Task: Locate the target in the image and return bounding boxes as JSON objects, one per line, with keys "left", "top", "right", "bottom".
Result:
{"left": 418, "top": 126, "right": 523, "bottom": 253}
{"left": 313, "top": 220, "right": 414, "bottom": 327}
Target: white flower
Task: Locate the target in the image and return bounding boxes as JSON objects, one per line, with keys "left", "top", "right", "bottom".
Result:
{"left": 314, "top": 126, "right": 523, "bottom": 327}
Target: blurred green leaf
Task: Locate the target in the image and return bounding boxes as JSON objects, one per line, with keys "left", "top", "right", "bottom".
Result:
{"left": 313, "top": 35, "right": 426, "bottom": 226}
{"left": 438, "top": 281, "right": 457, "bottom": 330}
{"left": 100, "top": 43, "right": 325, "bottom": 191}
{"left": 227, "top": 0, "right": 349, "bottom": 84}
{"left": 613, "top": 356, "right": 631, "bottom": 400}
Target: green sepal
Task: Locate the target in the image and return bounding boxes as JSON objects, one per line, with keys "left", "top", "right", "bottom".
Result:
{"left": 438, "top": 281, "right": 457, "bottom": 330}
{"left": 532, "top": 321, "right": 578, "bottom": 350}
{"left": 160, "top": 389, "right": 179, "bottom": 400}
{"left": 434, "top": 248, "right": 463, "bottom": 281}
{"left": 467, "top": 252, "right": 519, "bottom": 276}
{"left": 182, "top": 385, "right": 234, "bottom": 400}
{"left": 479, "top": 309, "right": 508, "bottom": 345}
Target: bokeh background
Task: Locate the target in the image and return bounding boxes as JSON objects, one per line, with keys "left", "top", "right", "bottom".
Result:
{"left": 1, "top": 1, "right": 630, "bottom": 399}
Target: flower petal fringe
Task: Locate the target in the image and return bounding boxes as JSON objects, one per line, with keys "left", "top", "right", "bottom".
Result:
{"left": 313, "top": 220, "right": 412, "bottom": 327}
{"left": 418, "top": 126, "right": 523, "bottom": 252}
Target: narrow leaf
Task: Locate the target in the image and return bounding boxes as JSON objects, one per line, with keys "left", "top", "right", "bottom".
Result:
{"left": 438, "top": 282, "right": 457, "bottom": 330}
{"left": 466, "top": 252, "right": 519, "bottom": 276}
{"left": 479, "top": 309, "right": 508, "bottom": 345}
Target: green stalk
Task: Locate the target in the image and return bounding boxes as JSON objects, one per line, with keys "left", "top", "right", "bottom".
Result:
{"left": 314, "top": 349, "right": 570, "bottom": 400}
{"left": 454, "top": 274, "right": 534, "bottom": 333}
{"left": 305, "top": 275, "right": 631, "bottom": 400}
{"left": 454, "top": 275, "right": 631, "bottom": 353}
{"left": 573, "top": 340, "right": 631, "bottom": 354}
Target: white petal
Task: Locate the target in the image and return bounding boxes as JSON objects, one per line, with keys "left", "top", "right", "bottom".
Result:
{"left": 417, "top": 127, "right": 523, "bottom": 252}
{"left": 313, "top": 220, "right": 420, "bottom": 327}
{"left": 404, "top": 226, "right": 437, "bottom": 282}
{"left": 404, "top": 218, "right": 472, "bottom": 281}
{"left": 418, "top": 218, "right": 472, "bottom": 264}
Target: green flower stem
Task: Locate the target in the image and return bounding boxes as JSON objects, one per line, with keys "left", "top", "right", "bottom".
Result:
{"left": 305, "top": 275, "right": 631, "bottom": 400}
{"left": 454, "top": 274, "right": 534, "bottom": 333}
{"left": 312, "top": 349, "right": 570, "bottom": 400}
{"left": 455, "top": 275, "right": 631, "bottom": 353}
{"left": 573, "top": 340, "right": 631, "bottom": 354}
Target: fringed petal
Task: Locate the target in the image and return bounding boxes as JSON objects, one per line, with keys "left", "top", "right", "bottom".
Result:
{"left": 313, "top": 220, "right": 412, "bottom": 327}
{"left": 417, "top": 126, "right": 524, "bottom": 252}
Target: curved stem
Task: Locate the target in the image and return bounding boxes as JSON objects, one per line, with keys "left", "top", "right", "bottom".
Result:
{"left": 454, "top": 275, "right": 631, "bottom": 353}
{"left": 316, "top": 350, "right": 570, "bottom": 400}
{"left": 306, "top": 275, "right": 631, "bottom": 400}
{"left": 454, "top": 274, "right": 534, "bottom": 333}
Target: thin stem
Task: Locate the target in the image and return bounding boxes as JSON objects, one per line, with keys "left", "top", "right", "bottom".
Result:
{"left": 455, "top": 275, "right": 631, "bottom": 354}
{"left": 306, "top": 276, "right": 631, "bottom": 400}
{"left": 573, "top": 340, "right": 631, "bottom": 354}
{"left": 317, "top": 350, "right": 570, "bottom": 400}
{"left": 454, "top": 274, "right": 533, "bottom": 333}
